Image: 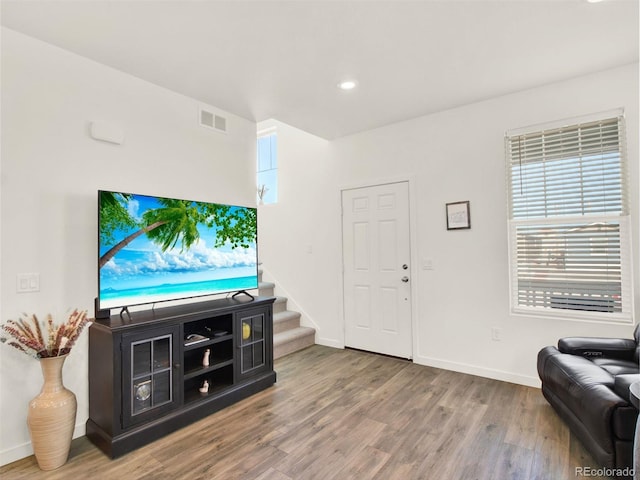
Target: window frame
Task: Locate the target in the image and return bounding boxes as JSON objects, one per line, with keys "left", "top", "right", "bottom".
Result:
{"left": 505, "top": 110, "right": 634, "bottom": 324}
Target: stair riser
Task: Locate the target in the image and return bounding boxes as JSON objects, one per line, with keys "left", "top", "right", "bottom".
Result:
{"left": 273, "top": 299, "right": 287, "bottom": 314}
{"left": 274, "top": 332, "right": 315, "bottom": 359}
{"left": 274, "top": 316, "right": 300, "bottom": 335}
{"left": 259, "top": 287, "right": 274, "bottom": 297}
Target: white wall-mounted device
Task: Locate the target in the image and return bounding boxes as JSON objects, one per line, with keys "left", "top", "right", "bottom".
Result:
{"left": 89, "top": 121, "right": 124, "bottom": 145}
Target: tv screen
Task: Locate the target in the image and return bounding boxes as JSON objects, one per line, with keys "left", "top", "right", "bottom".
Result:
{"left": 98, "top": 190, "right": 258, "bottom": 310}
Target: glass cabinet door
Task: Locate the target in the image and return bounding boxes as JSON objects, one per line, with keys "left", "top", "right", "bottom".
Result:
{"left": 122, "top": 325, "right": 179, "bottom": 428}
{"left": 237, "top": 309, "right": 271, "bottom": 378}
{"left": 131, "top": 335, "right": 172, "bottom": 415}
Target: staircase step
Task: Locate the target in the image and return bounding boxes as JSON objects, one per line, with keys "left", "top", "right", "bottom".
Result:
{"left": 258, "top": 281, "right": 275, "bottom": 297}
{"left": 273, "top": 296, "right": 287, "bottom": 314}
{"left": 274, "top": 327, "right": 315, "bottom": 360}
{"left": 254, "top": 270, "right": 315, "bottom": 358}
{"left": 273, "top": 310, "right": 301, "bottom": 334}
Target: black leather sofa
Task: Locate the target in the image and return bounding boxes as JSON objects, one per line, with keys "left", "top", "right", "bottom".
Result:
{"left": 537, "top": 325, "right": 639, "bottom": 472}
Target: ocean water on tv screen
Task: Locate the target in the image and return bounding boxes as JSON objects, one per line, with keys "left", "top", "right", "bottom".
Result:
{"left": 100, "top": 274, "right": 258, "bottom": 309}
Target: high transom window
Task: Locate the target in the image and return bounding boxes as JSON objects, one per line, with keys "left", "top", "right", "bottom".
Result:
{"left": 506, "top": 111, "right": 633, "bottom": 323}
{"left": 257, "top": 129, "right": 277, "bottom": 205}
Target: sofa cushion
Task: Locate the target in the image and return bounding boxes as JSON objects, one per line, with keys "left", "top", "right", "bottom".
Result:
{"left": 591, "top": 358, "right": 639, "bottom": 377}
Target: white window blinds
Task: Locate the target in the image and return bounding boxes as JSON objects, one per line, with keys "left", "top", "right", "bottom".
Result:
{"left": 506, "top": 112, "right": 633, "bottom": 322}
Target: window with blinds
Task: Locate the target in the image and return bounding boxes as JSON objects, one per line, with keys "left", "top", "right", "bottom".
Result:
{"left": 506, "top": 112, "right": 633, "bottom": 323}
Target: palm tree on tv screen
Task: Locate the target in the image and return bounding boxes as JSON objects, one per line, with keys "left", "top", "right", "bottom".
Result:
{"left": 98, "top": 192, "right": 256, "bottom": 269}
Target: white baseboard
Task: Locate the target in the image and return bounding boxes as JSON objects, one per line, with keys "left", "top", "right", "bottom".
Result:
{"left": 316, "top": 337, "right": 344, "bottom": 349}
{"left": 0, "top": 441, "right": 32, "bottom": 468}
{"left": 306, "top": 344, "right": 540, "bottom": 388}
{"left": 0, "top": 422, "right": 86, "bottom": 467}
{"left": 414, "top": 354, "right": 541, "bottom": 388}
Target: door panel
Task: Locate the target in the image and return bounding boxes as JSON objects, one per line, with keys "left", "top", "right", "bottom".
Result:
{"left": 354, "top": 286, "right": 372, "bottom": 329}
{"left": 342, "top": 182, "right": 412, "bottom": 358}
{"left": 353, "top": 223, "right": 370, "bottom": 270}
{"left": 379, "top": 220, "right": 398, "bottom": 271}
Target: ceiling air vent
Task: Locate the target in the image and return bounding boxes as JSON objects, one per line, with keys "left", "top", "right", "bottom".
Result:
{"left": 199, "top": 107, "right": 227, "bottom": 134}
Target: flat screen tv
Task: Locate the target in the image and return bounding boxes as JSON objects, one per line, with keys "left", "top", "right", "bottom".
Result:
{"left": 98, "top": 190, "right": 258, "bottom": 310}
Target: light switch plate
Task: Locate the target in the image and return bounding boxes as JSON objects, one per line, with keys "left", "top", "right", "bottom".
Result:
{"left": 17, "top": 273, "right": 40, "bottom": 293}
{"left": 422, "top": 258, "right": 434, "bottom": 270}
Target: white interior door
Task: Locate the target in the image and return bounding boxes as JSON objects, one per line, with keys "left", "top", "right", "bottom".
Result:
{"left": 342, "top": 182, "right": 412, "bottom": 359}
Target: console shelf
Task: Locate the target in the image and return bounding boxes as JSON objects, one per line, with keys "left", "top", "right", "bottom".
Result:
{"left": 86, "top": 296, "right": 275, "bottom": 458}
{"left": 183, "top": 358, "right": 234, "bottom": 380}
{"left": 183, "top": 333, "right": 233, "bottom": 352}
{"left": 183, "top": 382, "right": 232, "bottom": 404}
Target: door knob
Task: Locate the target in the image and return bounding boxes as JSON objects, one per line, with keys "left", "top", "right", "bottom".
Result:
{"left": 401, "top": 276, "right": 409, "bottom": 283}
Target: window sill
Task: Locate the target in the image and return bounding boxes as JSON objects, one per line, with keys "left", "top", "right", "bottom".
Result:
{"left": 510, "top": 306, "right": 634, "bottom": 325}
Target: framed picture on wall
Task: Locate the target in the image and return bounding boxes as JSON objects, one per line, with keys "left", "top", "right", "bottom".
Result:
{"left": 446, "top": 201, "right": 471, "bottom": 230}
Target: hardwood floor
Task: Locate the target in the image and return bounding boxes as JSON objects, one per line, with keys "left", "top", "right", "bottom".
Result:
{"left": 1, "top": 345, "right": 610, "bottom": 480}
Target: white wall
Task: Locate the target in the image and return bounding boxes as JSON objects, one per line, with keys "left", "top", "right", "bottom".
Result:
{"left": 0, "top": 28, "right": 257, "bottom": 465}
{"left": 257, "top": 120, "right": 332, "bottom": 339}
{"left": 259, "top": 63, "right": 639, "bottom": 386}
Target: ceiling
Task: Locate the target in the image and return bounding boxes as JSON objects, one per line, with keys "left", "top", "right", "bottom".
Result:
{"left": 1, "top": 0, "right": 638, "bottom": 140}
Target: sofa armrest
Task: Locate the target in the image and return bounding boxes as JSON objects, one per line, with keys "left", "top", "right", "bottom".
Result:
{"left": 558, "top": 337, "right": 636, "bottom": 361}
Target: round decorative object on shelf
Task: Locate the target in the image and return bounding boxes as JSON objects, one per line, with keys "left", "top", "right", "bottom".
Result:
{"left": 27, "top": 354, "right": 77, "bottom": 471}
{"left": 134, "top": 381, "right": 151, "bottom": 401}
{"left": 242, "top": 322, "right": 251, "bottom": 340}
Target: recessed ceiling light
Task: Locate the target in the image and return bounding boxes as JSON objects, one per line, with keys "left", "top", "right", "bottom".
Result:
{"left": 338, "top": 80, "right": 357, "bottom": 91}
{"left": 586, "top": 0, "right": 604, "bottom": 3}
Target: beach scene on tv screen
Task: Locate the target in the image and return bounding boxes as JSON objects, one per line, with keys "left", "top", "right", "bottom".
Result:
{"left": 99, "top": 191, "right": 258, "bottom": 309}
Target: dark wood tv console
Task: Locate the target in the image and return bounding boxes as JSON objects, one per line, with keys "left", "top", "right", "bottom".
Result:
{"left": 86, "top": 296, "right": 276, "bottom": 458}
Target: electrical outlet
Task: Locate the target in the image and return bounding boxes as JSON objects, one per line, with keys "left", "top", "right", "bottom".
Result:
{"left": 491, "top": 327, "right": 502, "bottom": 342}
